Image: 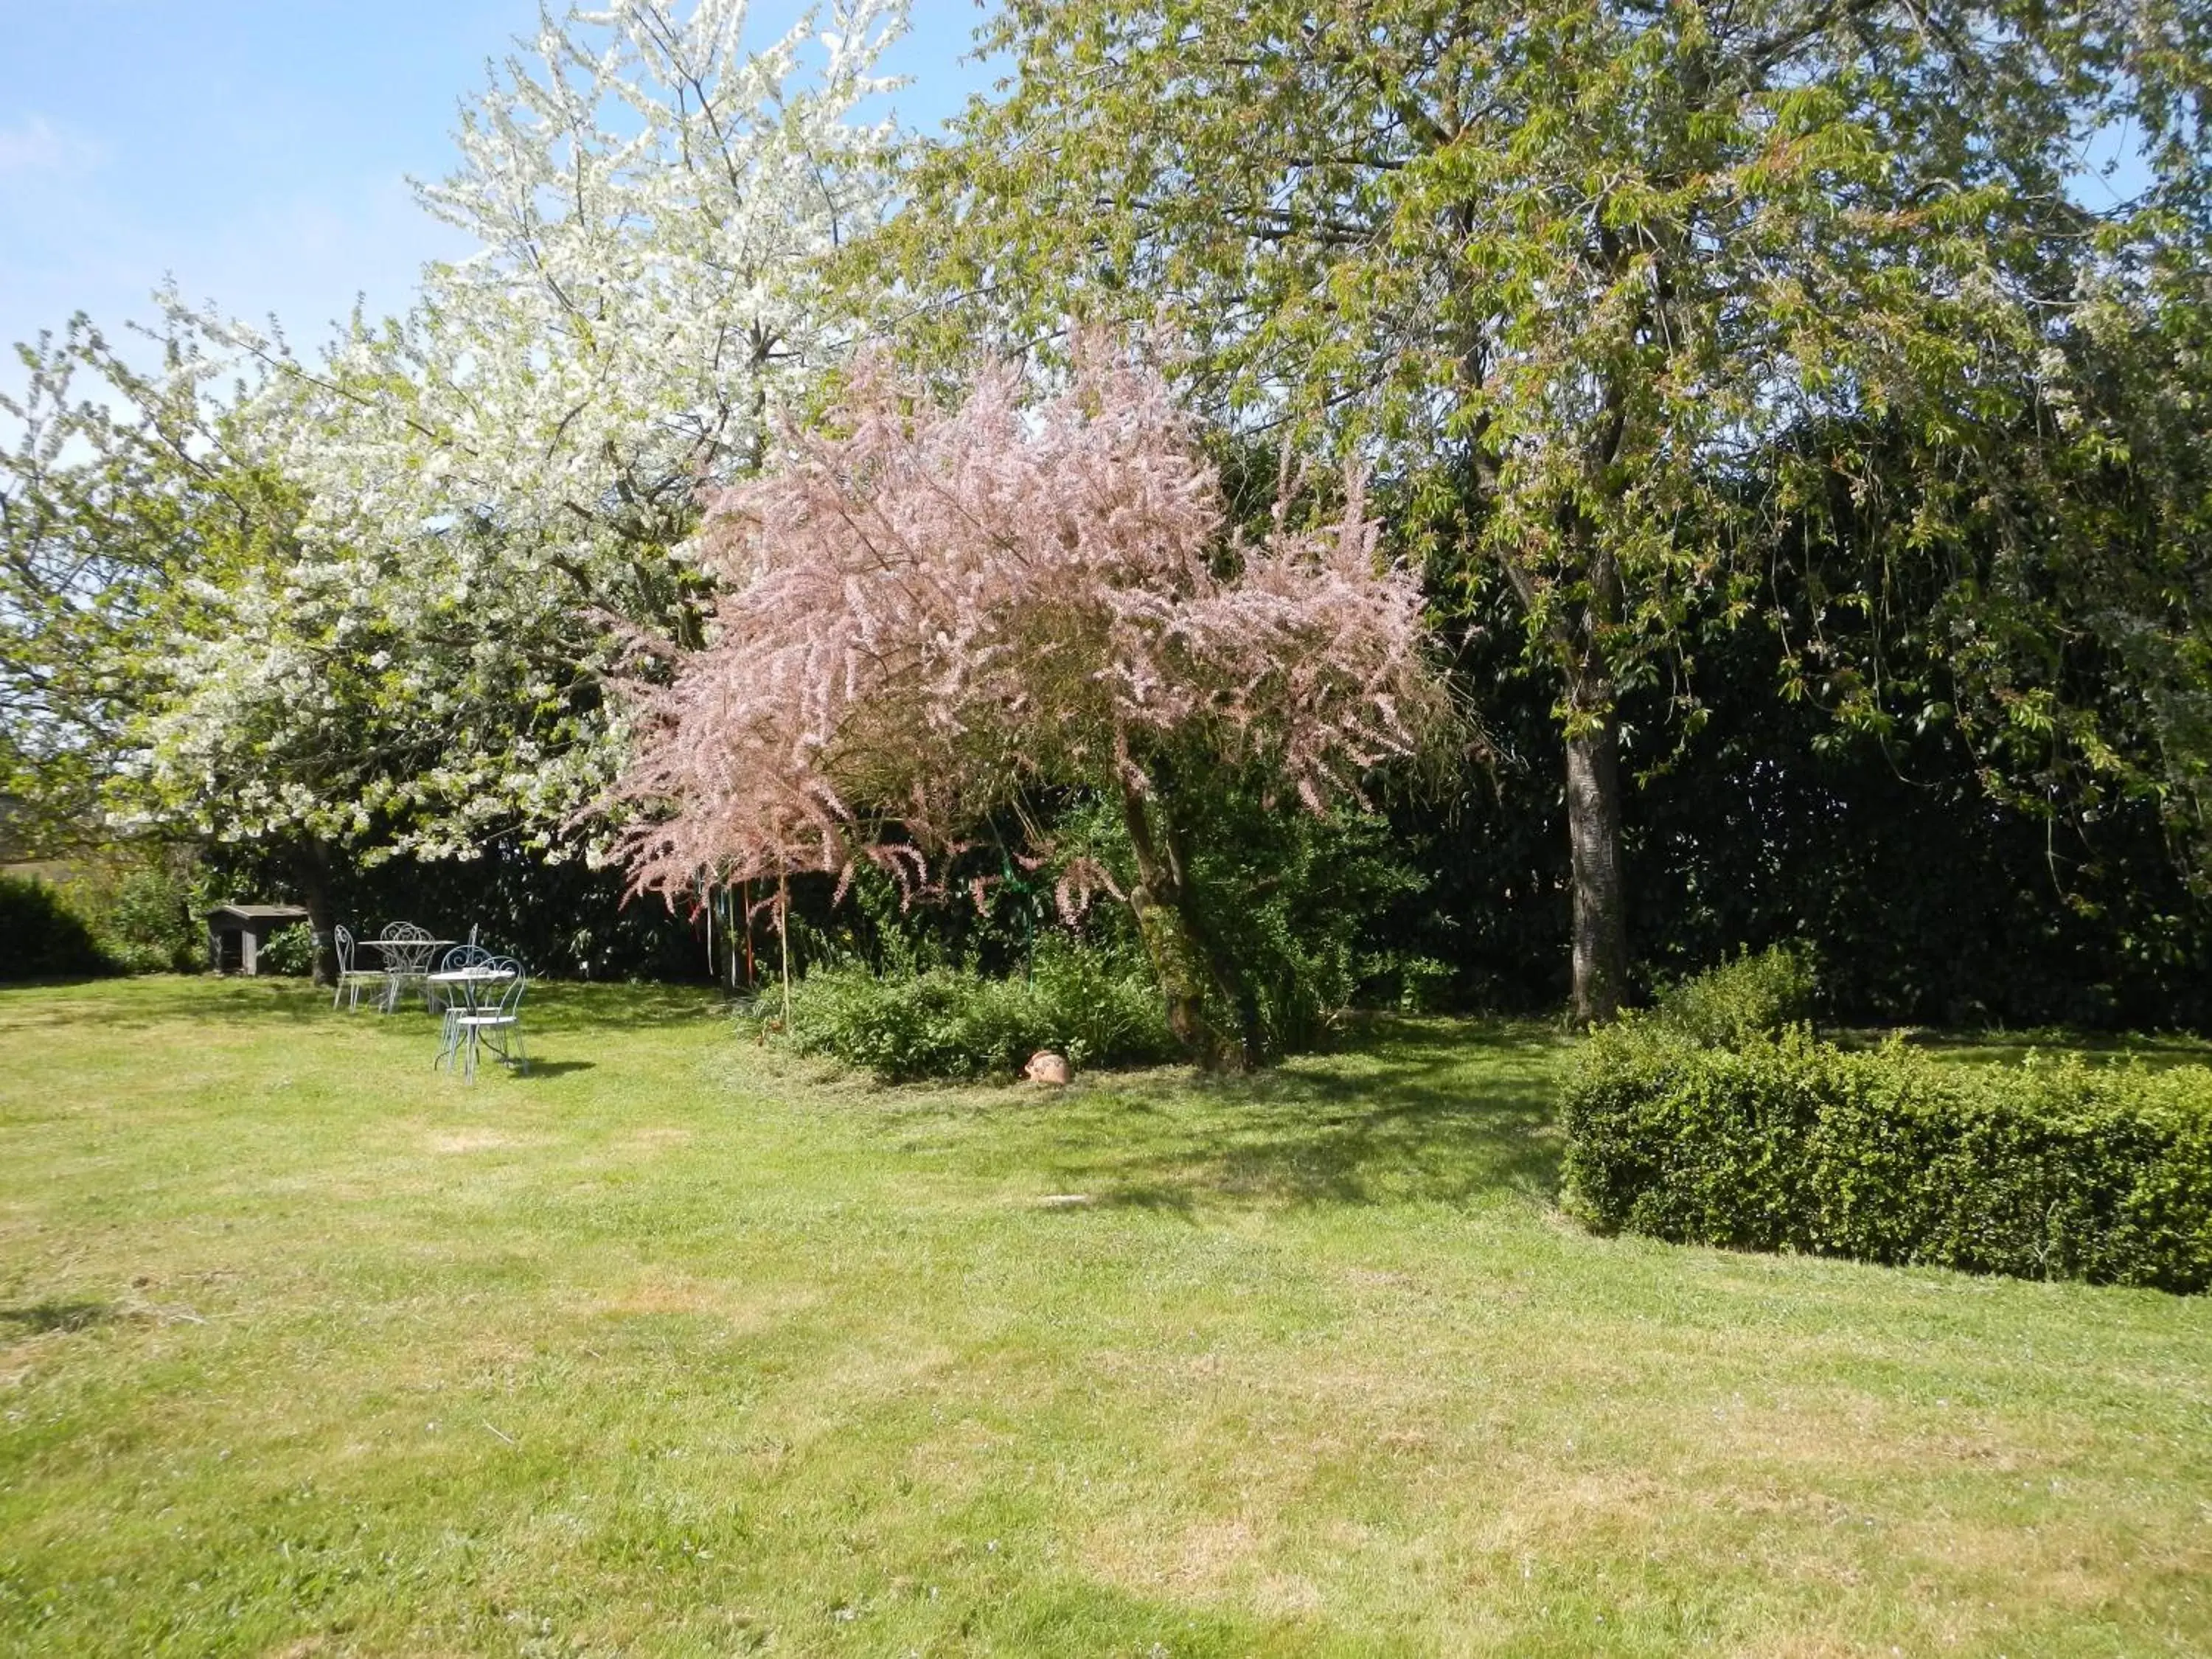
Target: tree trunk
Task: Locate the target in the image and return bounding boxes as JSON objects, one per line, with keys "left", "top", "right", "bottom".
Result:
{"left": 1565, "top": 705, "right": 1630, "bottom": 1023}
{"left": 1119, "top": 778, "right": 1245, "bottom": 1070}
{"left": 295, "top": 841, "right": 336, "bottom": 989}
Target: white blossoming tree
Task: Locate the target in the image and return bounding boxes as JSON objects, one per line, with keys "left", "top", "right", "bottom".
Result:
{"left": 141, "top": 0, "right": 907, "bottom": 870}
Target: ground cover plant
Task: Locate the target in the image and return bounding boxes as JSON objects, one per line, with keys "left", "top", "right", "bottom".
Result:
{"left": 2, "top": 976, "right": 2208, "bottom": 1655}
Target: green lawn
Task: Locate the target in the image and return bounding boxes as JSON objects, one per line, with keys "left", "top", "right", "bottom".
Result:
{"left": 1, "top": 978, "right": 2207, "bottom": 1657}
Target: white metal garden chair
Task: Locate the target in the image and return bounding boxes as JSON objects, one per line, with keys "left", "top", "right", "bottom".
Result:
{"left": 431, "top": 942, "right": 496, "bottom": 1046}
{"left": 376, "top": 922, "right": 438, "bottom": 1013}
{"left": 438, "top": 956, "right": 528, "bottom": 1082}
{"left": 330, "top": 925, "right": 389, "bottom": 1012}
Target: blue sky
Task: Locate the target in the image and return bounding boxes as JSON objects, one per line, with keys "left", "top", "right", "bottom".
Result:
{"left": 0, "top": 1, "right": 998, "bottom": 359}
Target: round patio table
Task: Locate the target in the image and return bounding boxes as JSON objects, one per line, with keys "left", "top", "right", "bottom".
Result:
{"left": 358, "top": 938, "right": 456, "bottom": 1014}
{"left": 358, "top": 939, "right": 456, "bottom": 966}
{"left": 426, "top": 964, "right": 512, "bottom": 1006}
{"left": 428, "top": 966, "right": 518, "bottom": 1074}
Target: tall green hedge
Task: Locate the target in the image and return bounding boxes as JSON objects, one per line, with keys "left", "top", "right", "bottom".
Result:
{"left": 1563, "top": 1024, "right": 2212, "bottom": 1293}
{"left": 0, "top": 874, "right": 114, "bottom": 981}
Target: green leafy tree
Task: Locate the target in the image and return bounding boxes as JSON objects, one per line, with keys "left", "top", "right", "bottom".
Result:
{"left": 1, "top": 317, "right": 399, "bottom": 977}
{"left": 1, "top": 320, "right": 220, "bottom": 858}
{"left": 874, "top": 0, "right": 2212, "bottom": 1018}
{"left": 1780, "top": 225, "right": 2212, "bottom": 896}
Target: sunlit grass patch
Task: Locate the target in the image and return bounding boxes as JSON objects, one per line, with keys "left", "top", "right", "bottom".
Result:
{"left": 1, "top": 977, "right": 2206, "bottom": 1655}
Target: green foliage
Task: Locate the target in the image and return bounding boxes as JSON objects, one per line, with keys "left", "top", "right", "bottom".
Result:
{"left": 1034, "top": 780, "right": 1439, "bottom": 1060}
{"left": 1564, "top": 1012, "right": 2212, "bottom": 1293}
{"left": 780, "top": 939, "right": 1175, "bottom": 1082}
{"left": 1650, "top": 945, "right": 1818, "bottom": 1046}
{"left": 0, "top": 856, "right": 202, "bottom": 978}
{"left": 87, "top": 862, "right": 204, "bottom": 974}
{"left": 780, "top": 782, "right": 1439, "bottom": 1067}
{"left": 256, "top": 923, "right": 316, "bottom": 977}
{"left": 877, "top": 0, "right": 2212, "bottom": 1018}
{"left": 1379, "top": 953, "right": 1455, "bottom": 1015}
{"left": 1380, "top": 575, "right": 2212, "bottom": 1030}
{"left": 0, "top": 874, "right": 114, "bottom": 980}
{"left": 1176, "top": 785, "right": 1434, "bottom": 1058}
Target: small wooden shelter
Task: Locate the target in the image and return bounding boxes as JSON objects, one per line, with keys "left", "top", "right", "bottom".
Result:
{"left": 205, "top": 903, "right": 310, "bottom": 975}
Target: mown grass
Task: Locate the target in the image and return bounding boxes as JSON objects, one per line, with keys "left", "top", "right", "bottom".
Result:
{"left": 1, "top": 975, "right": 2207, "bottom": 1657}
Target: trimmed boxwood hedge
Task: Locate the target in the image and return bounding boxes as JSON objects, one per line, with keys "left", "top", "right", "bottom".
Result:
{"left": 1563, "top": 1023, "right": 2212, "bottom": 1293}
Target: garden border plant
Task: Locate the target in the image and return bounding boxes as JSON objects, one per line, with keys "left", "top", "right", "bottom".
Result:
{"left": 779, "top": 936, "right": 1176, "bottom": 1082}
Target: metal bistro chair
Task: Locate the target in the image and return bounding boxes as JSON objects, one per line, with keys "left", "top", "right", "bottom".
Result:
{"left": 432, "top": 942, "right": 495, "bottom": 1047}
{"left": 442, "top": 957, "right": 527, "bottom": 1083}
{"left": 376, "top": 922, "right": 437, "bottom": 1013}
{"left": 330, "top": 925, "right": 389, "bottom": 1012}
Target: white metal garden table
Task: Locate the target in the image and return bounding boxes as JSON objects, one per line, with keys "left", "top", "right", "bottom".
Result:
{"left": 429, "top": 964, "right": 524, "bottom": 1079}
{"left": 358, "top": 937, "right": 455, "bottom": 1012}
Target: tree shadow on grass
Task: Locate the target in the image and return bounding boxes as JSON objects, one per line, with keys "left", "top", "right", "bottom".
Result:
{"left": 0, "top": 977, "right": 338, "bottom": 1034}
{"left": 0, "top": 978, "right": 723, "bottom": 1043}
{"left": 0, "top": 1300, "right": 117, "bottom": 1334}
{"left": 522, "top": 984, "right": 728, "bottom": 1034}
{"left": 1041, "top": 1018, "right": 1568, "bottom": 1213}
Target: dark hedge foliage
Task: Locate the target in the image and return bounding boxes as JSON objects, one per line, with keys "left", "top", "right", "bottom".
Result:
{"left": 204, "top": 838, "right": 714, "bottom": 983}
{"left": 1385, "top": 563, "right": 2212, "bottom": 1031}
{"left": 0, "top": 874, "right": 114, "bottom": 981}
{"left": 1563, "top": 1019, "right": 2212, "bottom": 1293}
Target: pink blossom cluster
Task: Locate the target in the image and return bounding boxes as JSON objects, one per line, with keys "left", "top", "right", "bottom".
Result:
{"left": 611, "top": 342, "right": 1441, "bottom": 900}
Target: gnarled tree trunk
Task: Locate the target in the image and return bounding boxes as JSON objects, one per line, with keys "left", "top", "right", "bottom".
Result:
{"left": 294, "top": 839, "right": 337, "bottom": 990}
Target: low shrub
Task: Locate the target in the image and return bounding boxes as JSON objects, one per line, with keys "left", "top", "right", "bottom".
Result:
{"left": 0, "top": 874, "right": 114, "bottom": 981}
{"left": 1650, "top": 943, "right": 1817, "bottom": 1045}
{"left": 258, "top": 923, "right": 317, "bottom": 977}
{"left": 91, "top": 864, "right": 204, "bottom": 973}
{"left": 1371, "top": 951, "right": 1455, "bottom": 1015}
{"left": 1, "top": 855, "right": 206, "bottom": 975}
{"left": 780, "top": 939, "right": 1176, "bottom": 1082}
{"left": 1564, "top": 1020, "right": 2212, "bottom": 1293}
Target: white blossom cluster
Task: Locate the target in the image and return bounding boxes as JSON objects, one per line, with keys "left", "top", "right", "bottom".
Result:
{"left": 139, "top": 0, "right": 905, "bottom": 860}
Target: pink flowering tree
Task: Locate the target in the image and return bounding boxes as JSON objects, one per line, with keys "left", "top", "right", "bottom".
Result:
{"left": 611, "top": 344, "right": 1444, "bottom": 1065}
